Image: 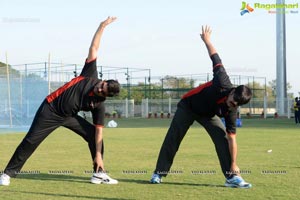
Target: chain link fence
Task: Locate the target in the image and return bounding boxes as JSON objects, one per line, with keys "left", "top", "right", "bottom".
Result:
{"left": 1, "top": 61, "right": 294, "bottom": 131}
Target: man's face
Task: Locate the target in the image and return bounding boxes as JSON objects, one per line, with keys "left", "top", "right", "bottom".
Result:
{"left": 226, "top": 90, "right": 239, "bottom": 108}
{"left": 94, "top": 81, "right": 108, "bottom": 97}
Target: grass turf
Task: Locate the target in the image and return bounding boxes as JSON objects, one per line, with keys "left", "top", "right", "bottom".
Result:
{"left": 0, "top": 118, "right": 300, "bottom": 200}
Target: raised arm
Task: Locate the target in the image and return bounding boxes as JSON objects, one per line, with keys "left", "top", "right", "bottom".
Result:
{"left": 200, "top": 25, "right": 217, "bottom": 56}
{"left": 87, "top": 16, "right": 117, "bottom": 62}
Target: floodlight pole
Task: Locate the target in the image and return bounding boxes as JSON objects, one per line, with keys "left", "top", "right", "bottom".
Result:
{"left": 276, "top": 0, "right": 287, "bottom": 115}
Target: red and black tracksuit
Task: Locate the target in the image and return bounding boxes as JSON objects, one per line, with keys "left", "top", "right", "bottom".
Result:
{"left": 4, "top": 59, "right": 105, "bottom": 177}
{"left": 154, "top": 53, "right": 237, "bottom": 178}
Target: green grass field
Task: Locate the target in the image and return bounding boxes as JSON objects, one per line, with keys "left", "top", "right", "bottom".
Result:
{"left": 1, "top": 118, "right": 300, "bottom": 200}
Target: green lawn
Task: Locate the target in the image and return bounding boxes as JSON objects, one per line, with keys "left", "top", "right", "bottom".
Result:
{"left": 0, "top": 118, "right": 300, "bottom": 200}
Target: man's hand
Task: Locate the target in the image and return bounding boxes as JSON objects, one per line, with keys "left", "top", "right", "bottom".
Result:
{"left": 94, "top": 153, "right": 105, "bottom": 172}
{"left": 87, "top": 16, "right": 117, "bottom": 62}
{"left": 200, "top": 25, "right": 217, "bottom": 56}
{"left": 226, "top": 133, "right": 240, "bottom": 176}
{"left": 100, "top": 16, "right": 117, "bottom": 29}
{"left": 200, "top": 25, "right": 212, "bottom": 43}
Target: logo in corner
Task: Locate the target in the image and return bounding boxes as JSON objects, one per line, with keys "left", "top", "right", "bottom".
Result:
{"left": 240, "top": 1, "right": 254, "bottom": 16}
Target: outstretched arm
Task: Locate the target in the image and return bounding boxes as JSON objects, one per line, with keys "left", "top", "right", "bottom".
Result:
{"left": 201, "top": 26, "right": 232, "bottom": 87}
{"left": 87, "top": 16, "right": 117, "bottom": 62}
{"left": 94, "top": 126, "right": 105, "bottom": 172}
{"left": 200, "top": 25, "right": 217, "bottom": 56}
{"left": 226, "top": 133, "right": 241, "bottom": 176}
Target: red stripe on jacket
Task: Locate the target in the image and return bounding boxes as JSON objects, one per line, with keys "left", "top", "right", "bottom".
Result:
{"left": 213, "top": 63, "right": 223, "bottom": 69}
{"left": 46, "top": 76, "right": 85, "bottom": 103}
{"left": 217, "top": 96, "right": 227, "bottom": 104}
{"left": 182, "top": 81, "right": 213, "bottom": 99}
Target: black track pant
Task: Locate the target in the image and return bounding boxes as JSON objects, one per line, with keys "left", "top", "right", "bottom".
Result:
{"left": 154, "top": 101, "right": 232, "bottom": 178}
{"left": 295, "top": 111, "right": 300, "bottom": 124}
{"left": 4, "top": 100, "right": 102, "bottom": 178}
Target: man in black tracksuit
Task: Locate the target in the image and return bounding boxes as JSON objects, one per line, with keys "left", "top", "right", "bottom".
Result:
{"left": 150, "top": 26, "right": 253, "bottom": 188}
{"left": 0, "top": 17, "right": 120, "bottom": 186}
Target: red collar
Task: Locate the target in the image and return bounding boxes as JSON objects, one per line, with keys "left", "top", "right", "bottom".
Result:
{"left": 89, "top": 91, "right": 95, "bottom": 96}
{"left": 217, "top": 96, "right": 227, "bottom": 104}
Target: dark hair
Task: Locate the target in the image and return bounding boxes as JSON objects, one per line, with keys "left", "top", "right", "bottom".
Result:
{"left": 106, "top": 80, "right": 120, "bottom": 97}
{"left": 233, "top": 85, "right": 252, "bottom": 105}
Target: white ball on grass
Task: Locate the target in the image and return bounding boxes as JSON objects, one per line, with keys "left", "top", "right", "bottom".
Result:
{"left": 107, "top": 120, "right": 118, "bottom": 128}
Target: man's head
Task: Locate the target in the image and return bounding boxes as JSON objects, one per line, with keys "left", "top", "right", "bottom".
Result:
{"left": 295, "top": 97, "right": 298, "bottom": 101}
{"left": 94, "top": 80, "right": 120, "bottom": 97}
{"left": 226, "top": 85, "right": 252, "bottom": 108}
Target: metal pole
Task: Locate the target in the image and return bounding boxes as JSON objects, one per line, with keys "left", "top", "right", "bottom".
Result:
{"left": 276, "top": 0, "right": 287, "bottom": 115}
{"left": 148, "top": 69, "right": 151, "bottom": 99}
{"left": 6, "top": 52, "right": 13, "bottom": 127}
{"left": 145, "top": 98, "right": 149, "bottom": 118}
{"left": 126, "top": 68, "right": 130, "bottom": 99}
{"left": 25, "top": 64, "right": 28, "bottom": 118}
{"left": 48, "top": 53, "right": 51, "bottom": 94}
{"left": 253, "top": 76, "right": 255, "bottom": 98}
{"left": 161, "top": 78, "right": 164, "bottom": 112}
{"left": 264, "top": 77, "right": 267, "bottom": 118}
{"left": 287, "top": 97, "right": 290, "bottom": 119}
{"left": 125, "top": 98, "right": 128, "bottom": 118}
{"left": 169, "top": 98, "right": 171, "bottom": 114}
{"left": 20, "top": 70, "right": 23, "bottom": 125}
{"left": 264, "top": 95, "right": 267, "bottom": 119}
{"left": 144, "top": 77, "right": 147, "bottom": 98}
{"left": 176, "top": 78, "right": 179, "bottom": 98}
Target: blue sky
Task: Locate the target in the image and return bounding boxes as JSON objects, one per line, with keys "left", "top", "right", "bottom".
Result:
{"left": 1, "top": 0, "right": 299, "bottom": 95}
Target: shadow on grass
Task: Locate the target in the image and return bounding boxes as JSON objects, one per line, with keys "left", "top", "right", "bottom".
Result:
{"left": 17, "top": 174, "right": 225, "bottom": 188}
{"left": 4, "top": 174, "right": 135, "bottom": 200}
{"left": 17, "top": 173, "right": 89, "bottom": 184}
{"left": 118, "top": 178, "right": 224, "bottom": 188}
{"left": 3, "top": 190, "right": 134, "bottom": 200}
{"left": 162, "top": 182, "right": 224, "bottom": 187}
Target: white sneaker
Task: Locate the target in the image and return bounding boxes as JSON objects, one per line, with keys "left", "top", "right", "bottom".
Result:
{"left": 90, "top": 172, "right": 118, "bottom": 184}
{"left": 0, "top": 173, "right": 10, "bottom": 186}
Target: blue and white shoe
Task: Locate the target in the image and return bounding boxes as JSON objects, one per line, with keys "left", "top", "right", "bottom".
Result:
{"left": 150, "top": 173, "right": 162, "bottom": 184}
{"left": 225, "top": 176, "right": 252, "bottom": 188}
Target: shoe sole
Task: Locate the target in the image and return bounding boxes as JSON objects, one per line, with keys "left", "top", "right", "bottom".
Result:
{"left": 91, "top": 177, "right": 118, "bottom": 184}
{"left": 225, "top": 183, "right": 252, "bottom": 188}
{"left": 0, "top": 183, "right": 10, "bottom": 186}
{"left": 91, "top": 180, "right": 118, "bottom": 184}
{"left": 150, "top": 181, "right": 160, "bottom": 184}
{"left": 150, "top": 178, "right": 161, "bottom": 184}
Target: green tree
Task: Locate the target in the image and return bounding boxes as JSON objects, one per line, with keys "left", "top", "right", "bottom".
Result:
{"left": 245, "top": 81, "right": 266, "bottom": 99}
{"left": 268, "top": 79, "right": 293, "bottom": 98}
{"left": 0, "top": 61, "right": 20, "bottom": 75}
{"left": 161, "top": 76, "right": 193, "bottom": 99}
